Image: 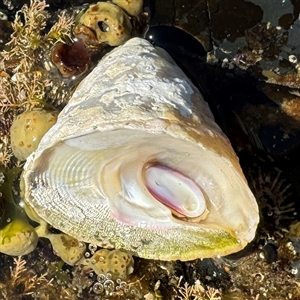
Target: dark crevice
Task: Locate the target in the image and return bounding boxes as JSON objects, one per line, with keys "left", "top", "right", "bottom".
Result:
{"left": 206, "top": 0, "right": 214, "bottom": 49}
{"left": 171, "top": 0, "right": 177, "bottom": 26}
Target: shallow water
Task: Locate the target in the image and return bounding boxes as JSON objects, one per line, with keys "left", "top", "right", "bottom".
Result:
{"left": 1, "top": 1, "right": 300, "bottom": 299}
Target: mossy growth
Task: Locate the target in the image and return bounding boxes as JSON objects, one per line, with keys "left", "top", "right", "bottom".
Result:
{"left": 0, "top": 0, "right": 75, "bottom": 168}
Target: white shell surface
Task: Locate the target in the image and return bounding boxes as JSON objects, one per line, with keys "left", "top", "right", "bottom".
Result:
{"left": 23, "top": 38, "right": 259, "bottom": 261}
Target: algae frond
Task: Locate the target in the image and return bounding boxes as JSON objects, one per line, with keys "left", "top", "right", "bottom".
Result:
{"left": 0, "top": 0, "right": 75, "bottom": 168}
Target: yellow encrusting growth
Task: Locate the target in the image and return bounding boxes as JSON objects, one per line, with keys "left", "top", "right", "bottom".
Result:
{"left": 81, "top": 248, "right": 134, "bottom": 279}
{"left": 10, "top": 108, "right": 59, "bottom": 160}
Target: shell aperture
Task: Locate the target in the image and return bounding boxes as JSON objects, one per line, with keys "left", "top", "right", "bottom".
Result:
{"left": 145, "top": 165, "right": 207, "bottom": 219}
{"left": 23, "top": 37, "right": 259, "bottom": 261}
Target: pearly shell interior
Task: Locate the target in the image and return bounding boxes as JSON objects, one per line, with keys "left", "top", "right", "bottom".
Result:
{"left": 28, "top": 129, "right": 213, "bottom": 228}
{"left": 145, "top": 165, "right": 206, "bottom": 219}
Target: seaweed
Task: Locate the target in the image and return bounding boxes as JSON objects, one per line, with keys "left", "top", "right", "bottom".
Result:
{"left": 0, "top": 256, "right": 52, "bottom": 299}
{"left": 0, "top": 0, "right": 75, "bottom": 168}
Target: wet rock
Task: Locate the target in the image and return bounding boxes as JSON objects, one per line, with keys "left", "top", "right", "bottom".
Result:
{"left": 184, "top": 258, "right": 231, "bottom": 290}
{"left": 146, "top": 0, "right": 174, "bottom": 25}
{"left": 173, "top": 0, "right": 211, "bottom": 50}
{"left": 209, "top": 0, "right": 263, "bottom": 43}
{"left": 247, "top": 0, "right": 294, "bottom": 26}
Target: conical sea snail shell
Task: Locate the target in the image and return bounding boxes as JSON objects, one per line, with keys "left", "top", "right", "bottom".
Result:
{"left": 23, "top": 37, "right": 259, "bottom": 261}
